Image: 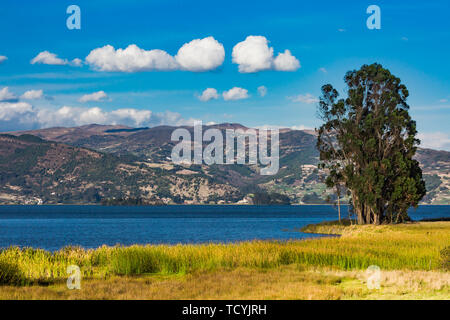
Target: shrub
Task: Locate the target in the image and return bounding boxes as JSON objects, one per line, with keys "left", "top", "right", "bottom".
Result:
{"left": 0, "top": 258, "right": 26, "bottom": 285}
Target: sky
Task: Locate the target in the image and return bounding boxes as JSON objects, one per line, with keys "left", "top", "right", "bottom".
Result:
{"left": 0, "top": 0, "right": 449, "bottom": 150}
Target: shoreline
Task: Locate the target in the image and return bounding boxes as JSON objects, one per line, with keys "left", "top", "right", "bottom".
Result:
{"left": 0, "top": 221, "right": 448, "bottom": 299}
{"left": 0, "top": 222, "right": 450, "bottom": 300}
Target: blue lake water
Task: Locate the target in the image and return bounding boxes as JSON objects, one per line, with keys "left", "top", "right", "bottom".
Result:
{"left": 0, "top": 205, "right": 448, "bottom": 251}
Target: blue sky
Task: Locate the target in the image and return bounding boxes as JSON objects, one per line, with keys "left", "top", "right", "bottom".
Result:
{"left": 0, "top": 0, "right": 449, "bottom": 150}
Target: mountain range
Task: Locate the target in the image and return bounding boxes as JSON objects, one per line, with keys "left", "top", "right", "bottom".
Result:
{"left": 0, "top": 123, "right": 449, "bottom": 205}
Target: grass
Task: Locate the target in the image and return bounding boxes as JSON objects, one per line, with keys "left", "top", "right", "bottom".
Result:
{"left": 0, "top": 267, "right": 448, "bottom": 300}
{"left": 0, "top": 221, "right": 449, "bottom": 299}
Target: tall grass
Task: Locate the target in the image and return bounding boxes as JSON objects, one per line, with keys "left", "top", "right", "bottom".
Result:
{"left": 0, "top": 222, "right": 448, "bottom": 285}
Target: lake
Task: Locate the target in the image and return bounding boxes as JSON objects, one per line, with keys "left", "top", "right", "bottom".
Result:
{"left": 0, "top": 205, "right": 448, "bottom": 251}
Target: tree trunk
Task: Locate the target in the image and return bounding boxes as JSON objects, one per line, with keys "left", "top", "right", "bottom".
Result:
{"left": 365, "top": 205, "right": 371, "bottom": 224}
{"left": 352, "top": 194, "right": 365, "bottom": 225}
{"left": 374, "top": 213, "right": 380, "bottom": 225}
{"left": 337, "top": 196, "right": 341, "bottom": 223}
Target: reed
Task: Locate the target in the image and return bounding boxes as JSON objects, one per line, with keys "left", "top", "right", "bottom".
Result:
{"left": 0, "top": 222, "right": 448, "bottom": 285}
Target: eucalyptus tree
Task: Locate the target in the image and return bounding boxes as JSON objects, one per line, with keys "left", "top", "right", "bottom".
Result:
{"left": 316, "top": 63, "right": 426, "bottom": 224}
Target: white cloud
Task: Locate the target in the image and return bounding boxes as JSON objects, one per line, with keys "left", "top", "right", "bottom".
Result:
{"left": 0, "top": 87, "right": 17, "bottom": 102}
{"left": 36, "top": 106, "right": 79, "bottom": 127}
{"left": 319, "top": 67, "right": 327, "bottom": 73}
{"left": 0, "top": 100, "right": 197, "bottom": 131}
{"left": 273, "top": 50, "right": 300, "bottom": 71}
{"left": 70, "top": 58, "right": 83, "bottom": 67}
{"left": 153, "top": 110, "right": 198, "bottom": 127}
{"left": 232, "top": 36, "right": 273, "bottom": 73}
{"left": 0, "top": 56, "right": 7, "bottom": 64}
{"left": 175, "top": 37, "right": 225, "bottom": 72}
{"left": 439, "top": 99, "right": 448, "bottom": 103}
{"left": 85, "top": 44, "right": 178, "bottom": 72}
{"left": 417, "top": 132, "right": 450, "bottom": 151}
{"left": 78, "top": 107, "right": 109, "bottom": 125}
{"left": 0, "top": 102, "right": 33, "bottom": 121}
{"left": 290, "top": 124, "right": 314, "bottom": 131}
{"left": 198, "top": 88, "right": 219, "bottom": 102}
{"left": 85, "top": 37, "right": 225, "bottom": 72}
{"left": 288, "top": 93, "right": 319, "bottom": 104}
{"left": 223, "top": 87, "right": 249, "bottom": 101}
{"left": 232, "top": 36, "right": 300, "bottom": 73}
{"left": 79, "top": 91, "right": 108, "bottom": 103}
{"left": 30, "top": 51, "right": 82, "bottom": 67}
{"left": 338, "top": 28, "right": 346, "bottom": 32}
{"left": 45, "top": 106, "right": 143, "bottom": 127}
{"left": 0, "top": 101, "right": 36, "bottom": 131}
{"left": 31, "top": 51, "right": 68, "bottom": 65}
{"left": 21, "top": 89, "right": 44, "bottom": 100}
{"left": 257, "top": 86, "right": 267, "bottom": 97}
{"left": 110, "top": 108, "right": 152, "bottom": 127}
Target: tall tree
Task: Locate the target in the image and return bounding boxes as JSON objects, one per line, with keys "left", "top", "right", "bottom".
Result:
{"left": 316, "top": 63, "right": 426, "bottom": 224}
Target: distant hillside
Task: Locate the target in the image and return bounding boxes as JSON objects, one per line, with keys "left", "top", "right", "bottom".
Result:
{"left": 1, "top": 123, "right": 449, "bottom": 205}
{"left": 0, "top": 133, "right": 239, "bottom": 204}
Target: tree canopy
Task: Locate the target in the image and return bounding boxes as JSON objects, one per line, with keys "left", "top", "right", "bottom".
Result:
{"left": 316, "top": 63, "right": 426, "bottom": 224}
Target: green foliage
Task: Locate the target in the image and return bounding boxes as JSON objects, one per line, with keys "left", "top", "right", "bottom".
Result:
{"left": 316, "top": 63, "right": 426, "bottom": 224}
{"left": 16, "top": 134, "right": 47, "bottom": 143}
{"left": 251, "top": 191, "right": 291, "bottom": 205}
{"left": 110, "top": 247, "right": 164, "bottom": 275}
{"left": 101, "top": 197, "right": 146, "bottom": 206}
{"left": 301, "top": 192, "right": 328, "bottom": 204}
{"left": 0, "top": 257, "right": 25, "bottom": 285}
{"left": 0, "top": 222, "right": 448, "bottom": 285}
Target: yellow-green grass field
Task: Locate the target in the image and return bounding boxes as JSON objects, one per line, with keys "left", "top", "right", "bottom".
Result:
{"left": 0, "top": 221, "right": 449, "bottom": 299}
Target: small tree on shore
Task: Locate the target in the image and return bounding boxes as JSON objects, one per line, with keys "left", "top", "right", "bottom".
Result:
{"left": 316, "top": 63, "right": 426, "bottom": 224}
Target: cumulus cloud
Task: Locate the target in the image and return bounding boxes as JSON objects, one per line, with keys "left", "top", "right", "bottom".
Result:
{"left": 21, "top": 89, "right": 44, "bottom": 100}
{"left": 417, "top": 132, "right": 450, "bottom": 151}
{"left": 232, "top": 36, "right": 300, "bottom": 73}
{"left": 0, "top": 102, "right": 33, "bottom": 121}
{"left": 198, "top": 88, "right": 219, "bottom": 102}
{"left": 85, "top": 44, "right": 178, "bottom": 72}
{"left": 0, "top": 101, "right": 36, "bottom": 131}
{"left": 288, "top": 93, "right": 319, "bottom": 104}
{"left": 223, "top": 87, "right": 249, "bottom": 101}
{"left": 30, "top": 51, "right": 81, "bottom": 66}
{"left": 85, "top": 37, "right": 225, "bottom": 72}
{"left": 273, "top": 50, "right": 300, "bottom": 71}
{"left": 0, "top": 87, "right": 17, "bottom": 102}
{"left": 175, "top": 37, "right": 225, "bottom": 72}
{"left": 0, "top": 56, "right": 7, "bottom": 64}
{"left": 35, "top": 106, "right": 152, "bottom": 128}
{"left": 79, "top": 91, "right": 108, "bottom": 103}
{"left": 0, "top": 100, "right": 197, "bottom": 131}
{"left": 257, "top": 86, "right": 267, "bottom": 97}
{"left": 110, "top": 108, "right": 152, "bottom": 127}
{"left": 232, "top": 36, "right": 273, "bottom": 73}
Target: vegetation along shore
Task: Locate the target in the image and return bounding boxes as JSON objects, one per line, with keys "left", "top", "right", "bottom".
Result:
{"left": 0, "top": 221, "right": 448, "bottom": 299}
